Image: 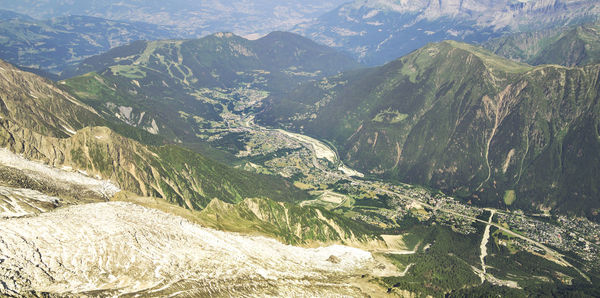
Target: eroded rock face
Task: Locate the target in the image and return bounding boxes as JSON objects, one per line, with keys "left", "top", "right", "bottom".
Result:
{"left": 0, "top": 202, "right": 374, "bottom": 296}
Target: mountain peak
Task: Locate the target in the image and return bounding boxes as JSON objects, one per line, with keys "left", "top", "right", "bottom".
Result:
{"left": 407, "top": 40, "right": 534, "bottom": 74}
{"left": 211, "top": 32, "right": 236, "bottom": 39}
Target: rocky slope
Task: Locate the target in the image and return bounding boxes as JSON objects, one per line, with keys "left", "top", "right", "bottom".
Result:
{"left": 0, "top": 201, "right": 376, "bottom": 296}
{"left": 198, "top": 198, "right": 376, "bottom": 246}
{"left": 0, "top": 59, "right": 102, "bottom": 137}
{"left": 294, "top": 0, "right": 600, "bottom": 65}
{"left": 258, "top": 41, "right": 600, "bottom": 219}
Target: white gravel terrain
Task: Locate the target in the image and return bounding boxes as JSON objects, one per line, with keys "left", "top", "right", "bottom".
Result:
{"left": 0, "top": 148, "right": 120, "bottom": 200}
{"left": 0, "top": 202, "right": 375, "bottom": 297}
{"left": 0, "top": 186, "right": 61, "bottom": 218}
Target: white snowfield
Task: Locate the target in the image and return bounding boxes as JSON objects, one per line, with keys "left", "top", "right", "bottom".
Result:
{"left": 0, "top": 202, "right": 375, "bottom": 296}
{"left": 0, "top": 148, "right": 120, "bottom": 199}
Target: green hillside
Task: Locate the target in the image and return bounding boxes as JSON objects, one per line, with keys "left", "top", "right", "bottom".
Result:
{"left": 258, "top": 41, "right": 600, "bottom": 220}
{"left": 0, "top": 10, "right": 182, "bottom": 76}
{"left": 60, "top": 32, "right": 360, "bottom": 145}
{"left": 485, "top": 22, "right": 600, "bottom": 66}
{"left": 198, "top": 197, "right": 374, "bottom": 245}
{"left": 0, "top": 58, "right": 309, "bottom": 209}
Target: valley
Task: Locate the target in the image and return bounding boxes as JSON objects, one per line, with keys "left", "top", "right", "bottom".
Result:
{"left": 0, "top": 8, "right": 599, "bottom": 293}
{"left": 140, "top": 67, "right": 600, "bottom": 293}
{"left": 46, "top": 32, "right": 600, "bottom": 294}
{"left": 4, "top": 74, "right": 598, "bottom": 294}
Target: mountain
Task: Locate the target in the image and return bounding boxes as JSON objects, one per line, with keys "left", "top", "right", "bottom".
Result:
{"left": 65, "top": 31, "right": 359, "bottom": 80}
{"left": 61, "top": 32, "right": 360, "bottom": 144}
{"left": 257, "top": 41, "right": 600, "bottom": 220}
{"left": 0, "top": 10, "right": 182, "bottom": 76}
{"left": 484, "top": 21, "right": 600, "bottom": 66}
{"left": 0, "top": 58, "right": 391, "bottom": 297}
{"left": 0, "top": 0, "right": 348, "bottom": 37}
{"left": 0, "top": 59, "right": 309, "bottom": 209}
{"left": 294, "top": 0, "right": 600, "bottom": 65}
{"left": 0, "top": 49, "right": 599, "bottom": 297}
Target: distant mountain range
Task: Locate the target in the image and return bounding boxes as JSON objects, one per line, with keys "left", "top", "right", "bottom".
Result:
{"left": 258, "top": 40, "right": 600, "bottom": 220}
{"left": 484, "top": 21, "right": 600, "bottom": 66}
{"left": 294, "top": 0, "right": 600, "bottom": 65}
{"left": 60, "top": 31, "right": 359, "bottom": 144}
{"left": 0, "top": 0, "right": 348, "bottom": 37}
{"left": 4, "top": 0, "right": 600, "bottom": 76}
{"left": 0, "top": 9, "right": 183, "bottom": 76}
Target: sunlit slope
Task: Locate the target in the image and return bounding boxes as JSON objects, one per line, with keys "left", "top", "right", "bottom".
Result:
{"left": 198, "top": 197, "right": 375, "bottom": 245}
{"left": 258, "top": 41, "right": 600, "bottom": 219}
{"left": 0, "top": 59, "right": 309, "bottom": 209}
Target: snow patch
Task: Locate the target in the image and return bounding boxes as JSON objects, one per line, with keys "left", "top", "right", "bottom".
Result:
{"left": 61, "top": 125, "right": 77, "bottom": 135}
{"left": 332, "top": 27, "right": 362, "bottom": 37}
{"left": 363, "top": 9, "right": 380, "bottom": 19}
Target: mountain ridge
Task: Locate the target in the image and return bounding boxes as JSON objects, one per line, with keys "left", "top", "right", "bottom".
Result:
{"left": 0, "top": 11, "right": 184, "bottom": 75}
{"left": 484, "top": 21, "right": 600, "bottom": 66}
{"left": 257, "top": 40, "right": 600, "bottom": 220}
{"left": 0, "top": 58, "right": 310, "bottom": 209}
{"left": 60, "top": 31, "right": 360, "bottom": 145}
{"left": 294, "top": 0, "right": 600, "bottom": 65}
